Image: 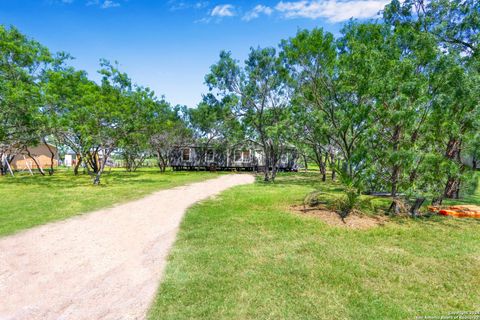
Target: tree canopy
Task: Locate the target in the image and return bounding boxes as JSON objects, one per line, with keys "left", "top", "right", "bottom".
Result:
{"left": 1, "top": 0, "right": 478, "bottom": 200}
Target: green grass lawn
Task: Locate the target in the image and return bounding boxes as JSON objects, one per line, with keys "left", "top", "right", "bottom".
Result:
{"left": 0, "top": 168, "right": 219, "bottom": 237}
{"left": 149, "top": 173, "right": 480, "bottom": 320}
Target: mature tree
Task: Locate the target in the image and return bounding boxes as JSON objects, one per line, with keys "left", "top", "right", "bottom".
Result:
{"left": 428, "top": 56, "right": 479, "bottom": 200}
{"left": 282, "top": 27, "right": 376, "bottom": 189}
{"left": 2, "top": 25, "right": 179, "bottom": 181}
{"left": 359, "top": 23, "right": 435, "bottom": 213}
{"left": 385, "top": 0, "right": 480, "bottom": 201}
{"left": 289, "top": 99, "right": 331, "bottom": 179}
{"left": 0, "top": 25, "right": 53, "bottom": 175}
{"left": 206, "top": 48, "right": 292, "bottom": 181}
{"left": 140, "top": 100, "right": 186, "bottom": 173}
{"left": 187, "top": 93, "right": 244, "bottom": 162}
{"left": 118, "top": 86, "right": 162, "bottom": 172}
{"left": 45, "top": 60, "right": 134, "bottom": 184}
{"left": 83, "top": 60, "right": 135, "bottom": 184}
{"left": 150, "top": 118, "right": 191, "bottom": 172}
{"left": 44, "top": 67, "right": 98, "bottom": 175}
{"left": 385, "top": 0, "right": 479, "bottom": 60}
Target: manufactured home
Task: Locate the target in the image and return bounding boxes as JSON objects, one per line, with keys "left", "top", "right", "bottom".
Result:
{"left": 11, "top": 144, "right": 59, "bottom": 171}
{"left": 170, "top": 143, "right": 298, "bottom": 172}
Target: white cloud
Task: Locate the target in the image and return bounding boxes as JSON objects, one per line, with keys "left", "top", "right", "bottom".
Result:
{"left": 210, "top": 4, "right": 235, "bottom": 17}
{"left": 195, "top": 4, "right": 235, "bottom": 23}
{"left": 169, "top": 1, "right": 209, "bottom": 11}
{"left": 86, "top": 0, "right": 120, "bottom": 8}
{"left": 242, "top": 5, "right": 273, "bottom": 21}
{"left": 275, "top": 0, "right": 389, "bottom": 22}
{"left": 101, "top": 0, "right": 120, "bottom": 8}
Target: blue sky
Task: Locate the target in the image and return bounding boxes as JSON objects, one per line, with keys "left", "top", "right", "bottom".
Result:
{"left": 0, "top": 0, "right": 389, "bottom": 107}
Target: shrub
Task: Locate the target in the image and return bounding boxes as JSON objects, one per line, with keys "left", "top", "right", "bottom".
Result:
{"left": 303, "top": 191, "right": 324, "bottom": 208}
{"left": 335, "top": 187, "right": 361, "bottom": 222}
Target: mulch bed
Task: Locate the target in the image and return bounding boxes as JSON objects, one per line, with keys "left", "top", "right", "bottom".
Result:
{"left": 291, "top": 205, "right": 388, "bottom": 230}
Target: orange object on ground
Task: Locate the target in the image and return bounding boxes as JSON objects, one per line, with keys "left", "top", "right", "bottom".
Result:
{"left": 430, "top": 205, "right": 480, "bottom": 218}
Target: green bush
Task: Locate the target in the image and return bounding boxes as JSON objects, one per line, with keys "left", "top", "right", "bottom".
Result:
{"left": 303, "top": 191, "right": 324, "bottom": 207}
{"left": 335, "top": 187, "right": 361, "bottom": 222}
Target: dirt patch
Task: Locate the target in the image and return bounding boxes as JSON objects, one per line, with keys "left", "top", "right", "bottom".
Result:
{"left": 291, "top": 205, "right": 388, "bottom": 230}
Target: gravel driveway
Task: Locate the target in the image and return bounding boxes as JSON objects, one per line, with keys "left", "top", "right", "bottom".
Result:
{"left": 0, "top": 174, "right": 254, "bottom": 320}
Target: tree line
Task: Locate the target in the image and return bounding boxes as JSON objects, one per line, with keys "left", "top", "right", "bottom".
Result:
{"left": 201, "top": 0, "right": 479, "bottom": 212}
{"left": 0, "top": 25, "right": 195, "bottom": 184}
{"left": 1, "top": 0, "right": 479, "bottom": 211}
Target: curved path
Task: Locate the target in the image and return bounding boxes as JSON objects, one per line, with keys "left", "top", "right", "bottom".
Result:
{"left": 0, "top": 174, "right": 254, "bottom": 320}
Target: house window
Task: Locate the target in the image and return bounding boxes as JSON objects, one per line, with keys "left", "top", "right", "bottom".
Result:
{"left": 234, "top": 150, "right": 242, "bottom": 162}
{"left": 206, "top": 149, "right": 214, "bottom": 162}
{"left": 242, "top": 150, "right": 250, "bottom": 162}
{"left": 182, "top": 148, "right": 190, "bottom": 161}
{"left": 234, "top": 150, "right": 250, "bottom": 162}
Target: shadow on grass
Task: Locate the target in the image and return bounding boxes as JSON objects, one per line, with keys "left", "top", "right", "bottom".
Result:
{"left": 0, "top": 168, "right": 182, "bottom": 187}
{"left": 392, "top": 214, "right": 480, "bottom": 229}
{"left": 255, "top": 172, "right": 344, "bottom": 191}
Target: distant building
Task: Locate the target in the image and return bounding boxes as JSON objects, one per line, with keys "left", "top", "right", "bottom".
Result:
{"left": 11, "top": 144, "right": 59, "bottom": 170}
{"left": 63, "top": 150, "right": 78, "bottom": 167}
{"left": 170, "top": 143, "right": 298, "bottom": 172}
{"left": 64, "top": 154, "right": 73, "bottom": 167}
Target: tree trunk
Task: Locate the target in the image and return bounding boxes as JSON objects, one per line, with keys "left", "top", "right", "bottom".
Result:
{"left": 390, "top": 125, "right": 401, "bottom": 198}
{"left": 74, "top": 155, "right": 82, "bottom": 175}
{"left": 133, "top": 155, "right": 146, "bottom": 172}
{"left": 431, "top": 196, "right": 443, "bottom": 206}
{"left": 0, "top": 155, "right": 5, "bottom": 176}
{"left": 443, "top": 138, "right": 463, "bottom": 199}
{"left": 124, "top": 154, "right": 133, "bottom": 172}
{"left": 302, "top": 154, "right": 308, "bottom": 172}
{"left": 271, "top": 157, "right": 278, "bottom": 182}
{"left": 329, "top": 151, "right": 336, "bottom": 181}
{"left": 312, "top": 147, "right": 326, "bottom": 180}
{"left": 270, "top": 147, "right": 280, "bottom": 182}
{"left": 444, "top": 178, "right": 461, "bottom": 199}
{"left": 93, "top": 153, "right": 109, "bottom": 185}
{"left": 410, "top": 197, "right": 425, "bottom": 217}
{"left": 93, "top": 172, "right": 102, "bottom": 185}
{"left": 391, "top": 165, "right": 400, "bottom": 197}
{"left": 271, "top": 168, "right": 277, "bottom": 182}
{"left": 26, "top": 148, "right": 45, "bottom": 176}
{"left": 2, "top": 155, "right": 15, "bottom": 176}
{"left": 322, "top": 153, "right": 329, "bottom": 182}
{"left": 318, "top": 151, "right": 327, "bottom": 182}
{"left": 157, "top": 152, "right": 166, "bottom": 173}
{"left": 388, "top": 199, "right": 401, "bottom": 215}
{"left": 263, "top": 148, "right": 270, "bottom": 182}
{"left": 84, "top": 150, "right": 100, "bottom": 174}
{"left": 43, "top": 140, "right": 56, "bottom": 176}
